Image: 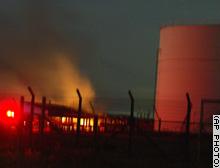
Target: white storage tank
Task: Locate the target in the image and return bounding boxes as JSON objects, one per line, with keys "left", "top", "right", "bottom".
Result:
{"left": 155, "top": 25, "right": 220, "bottom": 132}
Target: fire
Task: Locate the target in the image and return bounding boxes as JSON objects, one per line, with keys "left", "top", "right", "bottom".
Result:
{"left": 61, "top": 117, "right": 66, "bottom": 124}
{"left": 57, "top": 116, "right": 95, "bottom": 132}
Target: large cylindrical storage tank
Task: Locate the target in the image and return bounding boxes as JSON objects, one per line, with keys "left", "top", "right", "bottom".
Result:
{"left": 155, "top": 25, "right": 220, "bottom": 132}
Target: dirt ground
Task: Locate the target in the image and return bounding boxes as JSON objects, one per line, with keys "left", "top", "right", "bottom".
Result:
{"left": 0, "top": 132, "right": 211, "bottom": 168}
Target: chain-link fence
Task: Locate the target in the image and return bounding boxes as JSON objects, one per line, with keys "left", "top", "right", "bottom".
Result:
{"left": 0, "top": 92, "right": 215, "bottom": 168}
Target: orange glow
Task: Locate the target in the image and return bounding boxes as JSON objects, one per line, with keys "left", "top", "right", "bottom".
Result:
{"left": 85, "top": 118, "right": 88, "bottom": 126}
{"left": 80, "top": 118, "right": 84, "bottom": 126}
{"left": 47, "top": 54, "right": 95, "bottom": 110}
{"left": 72, "top": 117, "right": 77, "bottom": 124}
{"left": 0, "top": 52, "right": 96, "bottom": 110}
{"left": 61, "top": 117, "right": 66, "bottom": 124}
{"left": 73, "top": 124, "right": 77, "bottom": 131}
{"left": 85, "top": 126, "right": 90, "bottom": 132}
{"left": 90, "top": 118, "right": 94, "bottom": 127}
{"left": 70, "top": 126, "right": 73, "bottom": 131}
{"left": 98, "top": 119, "right": 102, "bottom": 126}
{"left": 51, "top": 116, "right": 97, "bottom": 133}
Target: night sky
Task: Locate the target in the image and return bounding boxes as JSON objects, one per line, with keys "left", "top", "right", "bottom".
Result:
{"left": 0, "top": 0, "right": 220, "bottom": 113}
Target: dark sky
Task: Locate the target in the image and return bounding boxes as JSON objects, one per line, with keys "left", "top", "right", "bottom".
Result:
{"left": 0, "top": 0, "right": 220, "bottom": 111}
{"left": 48, "top": 0, "right": 220, "bottom": 99}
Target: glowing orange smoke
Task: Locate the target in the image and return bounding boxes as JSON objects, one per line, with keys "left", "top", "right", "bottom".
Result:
{"left": 0, "top": 52, "right": 95, "bottom": 111}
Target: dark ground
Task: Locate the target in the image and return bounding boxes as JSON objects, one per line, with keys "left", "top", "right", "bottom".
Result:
{"left": 0, "top": 131, "right": 211, "bottom": 168}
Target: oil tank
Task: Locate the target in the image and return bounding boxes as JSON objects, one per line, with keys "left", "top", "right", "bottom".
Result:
{"left": 155, "top": 25, "right": 220, "bottom": 132}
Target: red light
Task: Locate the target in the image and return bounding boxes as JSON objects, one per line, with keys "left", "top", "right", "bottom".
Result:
{"left": 6, "top": 110, "right": 15, "bottom": 118}
{"left": 0, "top": 99, "right": 20, "bottom": 125}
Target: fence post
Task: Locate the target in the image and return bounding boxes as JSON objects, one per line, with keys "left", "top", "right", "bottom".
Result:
{"left": 40, "top": 96, "right": 46, "bottom": 148}
{"left": 185, "top": 92, "right": 192, "bottom": 166}
{"left": 27, "top": 86, "right": 35, "bottom": 151}
{"left": 18, "top": 96, "right": 24, "bottom": 168}
{"left": 185, "top": 93, "right": 192, "bottom": 138}
{"left": 200, "top": 99, "right": 204, "bottom": 136}
{"left": 90, "top": 102, "right": 98, "bottom": 137}
{"left": 128, "top": 90, "right": 135, "bottom": 152}
{"left": 76, "top": 89, "right": 82, "bottom": 143}
{"left": 90, "top": 102, "right": 98, "bottom": 150}
{"left": 158, "top": 119, "right": 161, "bottom": 133}
{"left": 154, "top": 105, "right": 161, "bottom": 133}
{"left": 198, "top": 99, "right": 204, "bottom": 162}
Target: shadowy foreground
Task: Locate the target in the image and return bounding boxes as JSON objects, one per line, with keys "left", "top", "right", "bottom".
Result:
{"left": 0, "top": 132, "right": 210, "bottom": 168}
